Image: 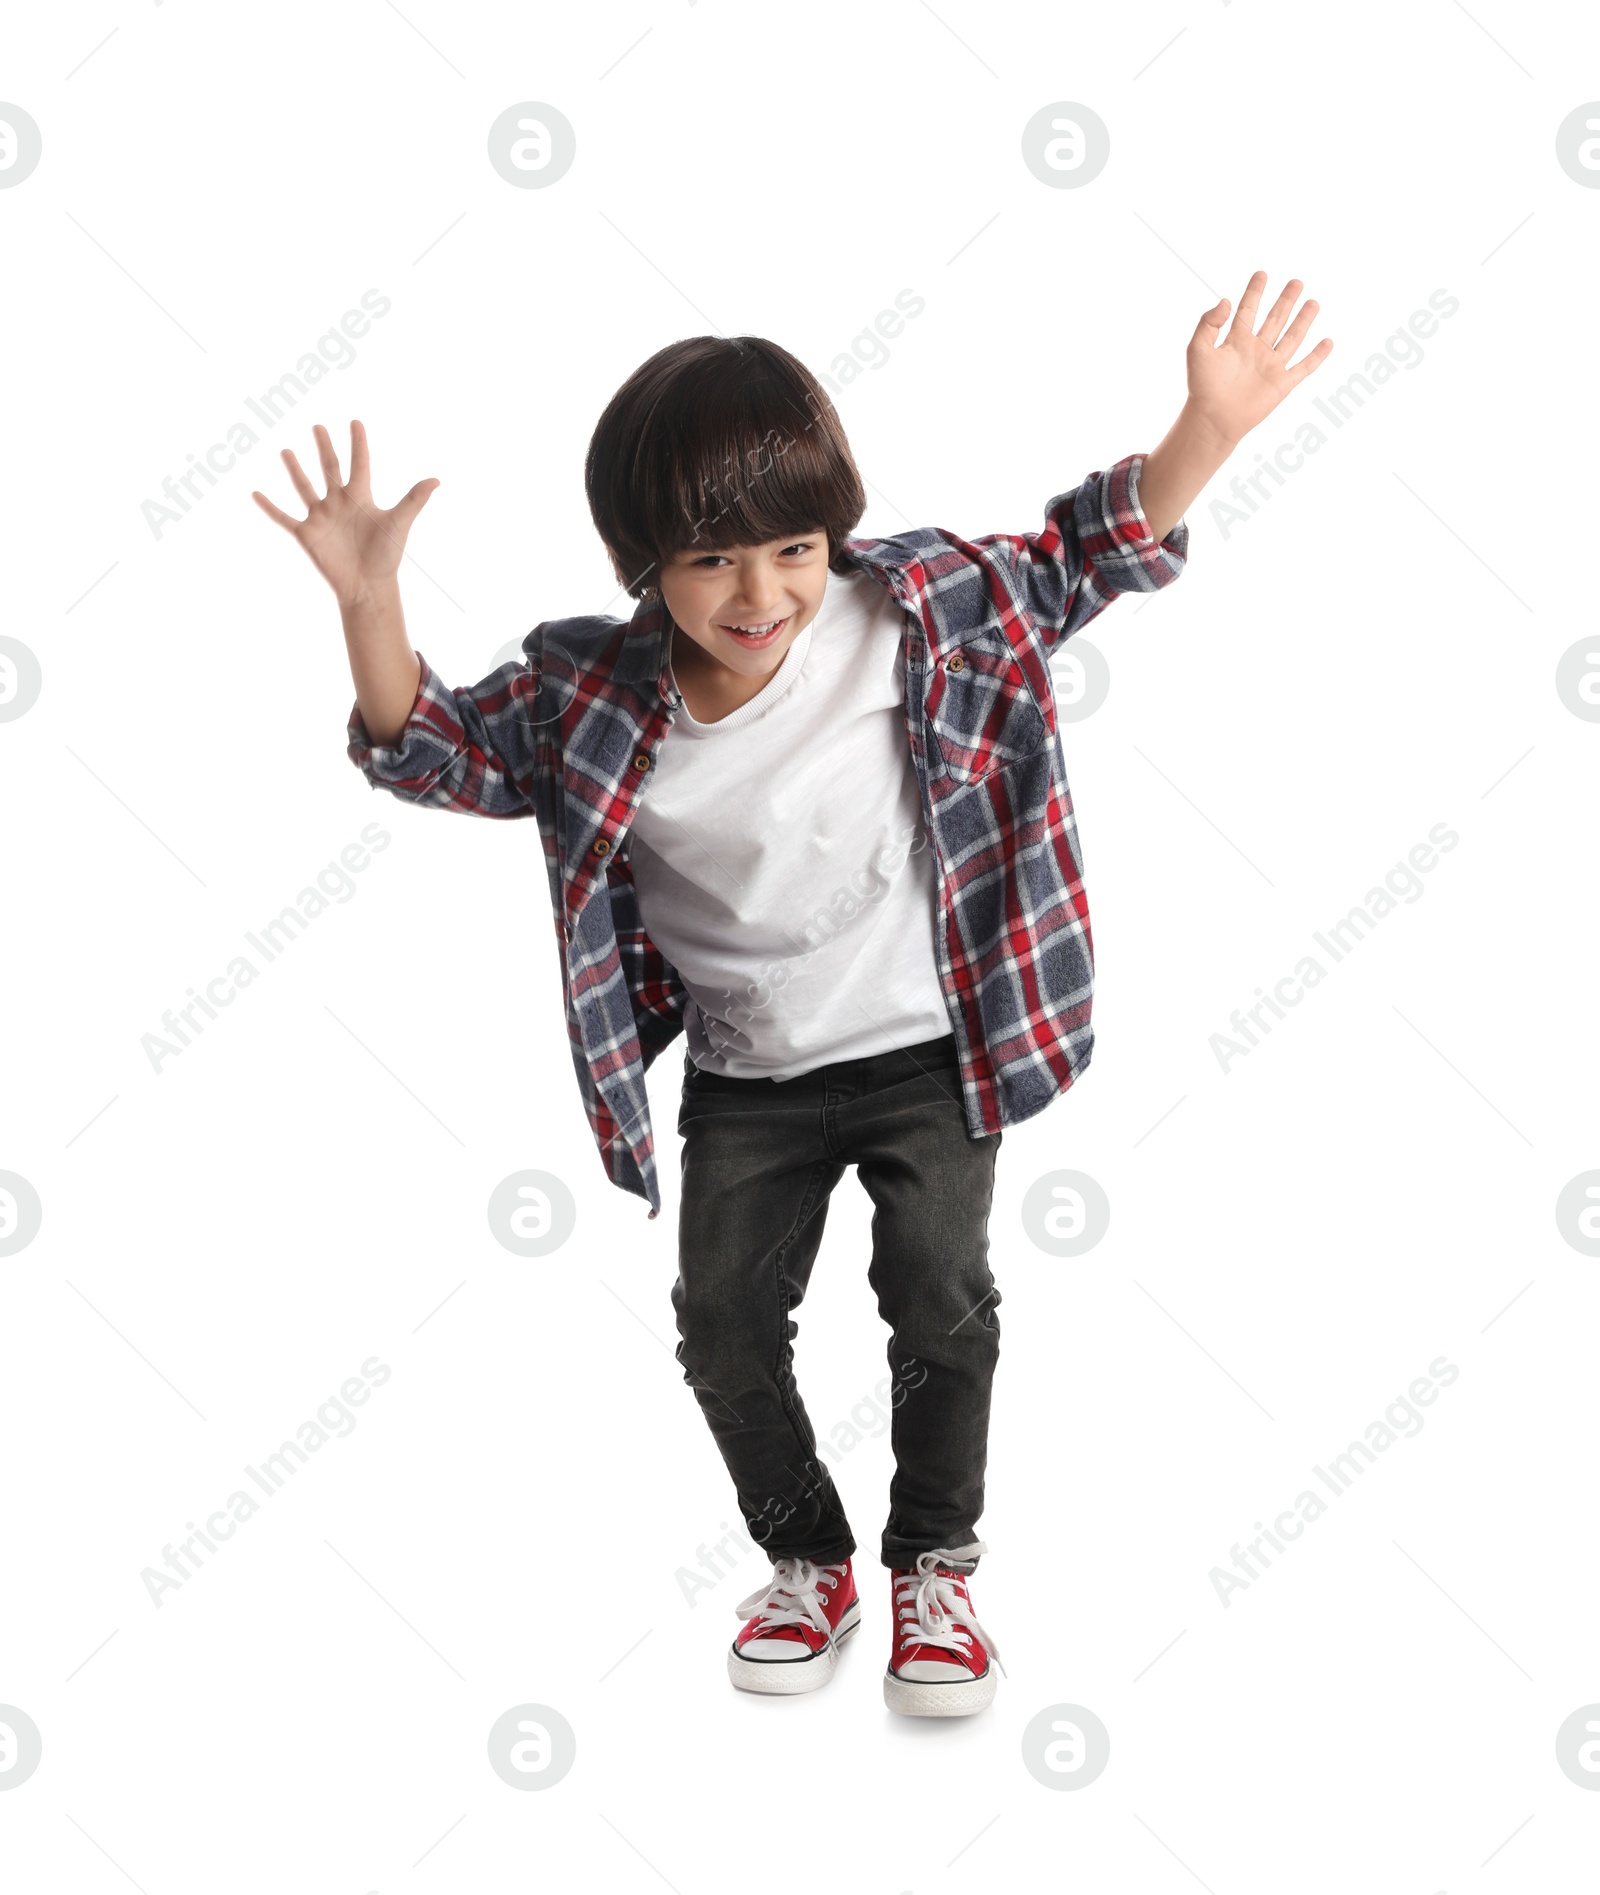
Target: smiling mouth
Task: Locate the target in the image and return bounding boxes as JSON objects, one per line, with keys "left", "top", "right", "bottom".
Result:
{"left": 717, "top": 616, "right": 790, "bottom": 642}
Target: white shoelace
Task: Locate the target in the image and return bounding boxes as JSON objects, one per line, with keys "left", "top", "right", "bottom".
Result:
{"left": 734, "top": 1557, "right": 848, "bottom": 1653}
{"left": 893, "top": 1541, "right": 1007, "bottom": 1677}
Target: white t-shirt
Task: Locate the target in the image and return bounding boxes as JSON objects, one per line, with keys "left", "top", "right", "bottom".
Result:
{"left": 626, "top": 566, "right": 951, "bottom": 1079}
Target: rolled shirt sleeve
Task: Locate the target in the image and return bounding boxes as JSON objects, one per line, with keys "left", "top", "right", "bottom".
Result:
{"left": 976, "top": 452, "right": 1189, "bottom": 653}
{"left": 346, "top": 648, "right": 551, "bottom": 821}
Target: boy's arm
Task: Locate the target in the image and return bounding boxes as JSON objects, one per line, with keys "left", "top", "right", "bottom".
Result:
{"left": 1142, "top": 270, "right": 1333, "bottom": 541}
{"left": 252, "top": 420, "right": 551, "bottom": 819}
{"left": 976, "top": 272, "right": 1332, "bottom": 652}
{"left": 341, "top": 577, "right": 422, "bottom": 748}
{"left": 1135, "top": 406, "right": 1235, "bottom": 549}
{"left": 970, "top": 456, "right": 1189, "bottom": 654}
{"left": 346, "top": 637, "right": 551, "bottom": 822}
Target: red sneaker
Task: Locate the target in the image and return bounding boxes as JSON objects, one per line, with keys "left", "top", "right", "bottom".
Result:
{"left": 884, "top": 1542, "right": 1006, "bottom": 1717}
{"left": 727, "top": 1555, "right": 861, "bottom": 1695}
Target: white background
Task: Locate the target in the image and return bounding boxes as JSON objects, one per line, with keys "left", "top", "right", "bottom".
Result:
{"left": 3, "top": 2, "right": 1598, "bottom": 1889}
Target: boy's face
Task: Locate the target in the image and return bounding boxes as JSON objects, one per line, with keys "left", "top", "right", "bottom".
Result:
{"left": 655, "top": 530, "right": 830, "bottom": 683}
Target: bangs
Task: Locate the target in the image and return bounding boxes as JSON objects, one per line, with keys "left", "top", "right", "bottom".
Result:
{"left": 586, "top": 336, "right": 866, "bottom": 600}
{"left": 652, "top": 402, "right": 838, "bottom": 563}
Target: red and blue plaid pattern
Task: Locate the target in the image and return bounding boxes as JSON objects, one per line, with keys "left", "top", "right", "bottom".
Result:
{"left": 347, "top": 453, "right": 1188, "bottom": 1218}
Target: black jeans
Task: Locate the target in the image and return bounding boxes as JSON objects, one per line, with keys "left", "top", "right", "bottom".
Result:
{"left": 672, "top": 1030, "right": 1002, "bottom": 1572}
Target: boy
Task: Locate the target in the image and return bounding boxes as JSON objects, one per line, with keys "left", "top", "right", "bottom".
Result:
{"left": 254, "top": 271, "right": 1330, "bottom": 1717}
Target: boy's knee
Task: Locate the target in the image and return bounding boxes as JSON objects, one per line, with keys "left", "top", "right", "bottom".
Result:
{"left": 883, "top": 1272, "right": 1001, "bottom": 1359}
{"left": 673, "top": 1317, "right": 763, "bottom": 1395}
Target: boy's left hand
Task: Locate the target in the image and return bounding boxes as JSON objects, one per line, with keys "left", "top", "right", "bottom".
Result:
{"left": 1186, "top": 270, "right": 1333, "bottom": 444}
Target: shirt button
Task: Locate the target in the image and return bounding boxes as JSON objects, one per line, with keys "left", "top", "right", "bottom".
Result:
{"left": 593, "top": 837, "right": 611, "bottom": 855}
{"left": 632, "top": 753, "right": 650, "bottom": 772}
{"left": 947, "top": 653, "right": 966, "bottom": 673}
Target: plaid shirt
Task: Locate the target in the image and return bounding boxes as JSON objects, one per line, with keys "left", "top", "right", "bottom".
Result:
{"left": 347, "top": 452, "right": 1188, "bottom": 1218}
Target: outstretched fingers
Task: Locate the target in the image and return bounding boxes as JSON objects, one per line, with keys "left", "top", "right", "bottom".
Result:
{"left": 312, "top": 423, "right": 345, "bottom": 493}
{"left": 1255, "top": 278, "right": 1305, "bottom": 347}
{"left": 250, "top": 489, "right": 302, "bottom": 534}
{"left": 279, "top": 447, "right": 321, "bottom": 509}
{"left": 1193, "top": 295, "right": 1232, "bottom": 348}
{"left": 1284, "top": 336, "right": 1335, "bottom": 386}
{"left": 1273, "top": 297, "right": 1321, "bottom": 359}
{"left": 390, "top": 477, "right": 440, "bottom": 529}
{"left": 347, "top": 418, "right": 372, "bottom": 498}
{"left": 1229, "top": 269, "right": 1269, "bottom": 337}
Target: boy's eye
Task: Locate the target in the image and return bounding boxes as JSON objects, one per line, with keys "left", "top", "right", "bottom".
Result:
{"left": 690, "top": 541, "right": 815, "bottom": 568}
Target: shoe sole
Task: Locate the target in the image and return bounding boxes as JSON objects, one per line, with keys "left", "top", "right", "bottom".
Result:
{"left": 882, "top": 1665, "right": 996, "bottom": 1718}
{"left": 727, "top": 1602, "right": 862, "bottom": 1695}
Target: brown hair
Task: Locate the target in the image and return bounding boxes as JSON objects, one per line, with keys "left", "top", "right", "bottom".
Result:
{"left": 585, "top": 335, "right": 867, "bottom": 603}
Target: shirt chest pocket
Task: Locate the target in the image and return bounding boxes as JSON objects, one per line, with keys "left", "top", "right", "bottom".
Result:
{"left": 925, "top": 628, "right": 1048, "bottom": 787}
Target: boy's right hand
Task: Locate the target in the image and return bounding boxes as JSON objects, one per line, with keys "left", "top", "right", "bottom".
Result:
{"left": 251, "top": 419, "right": 438, "bottom": 608}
